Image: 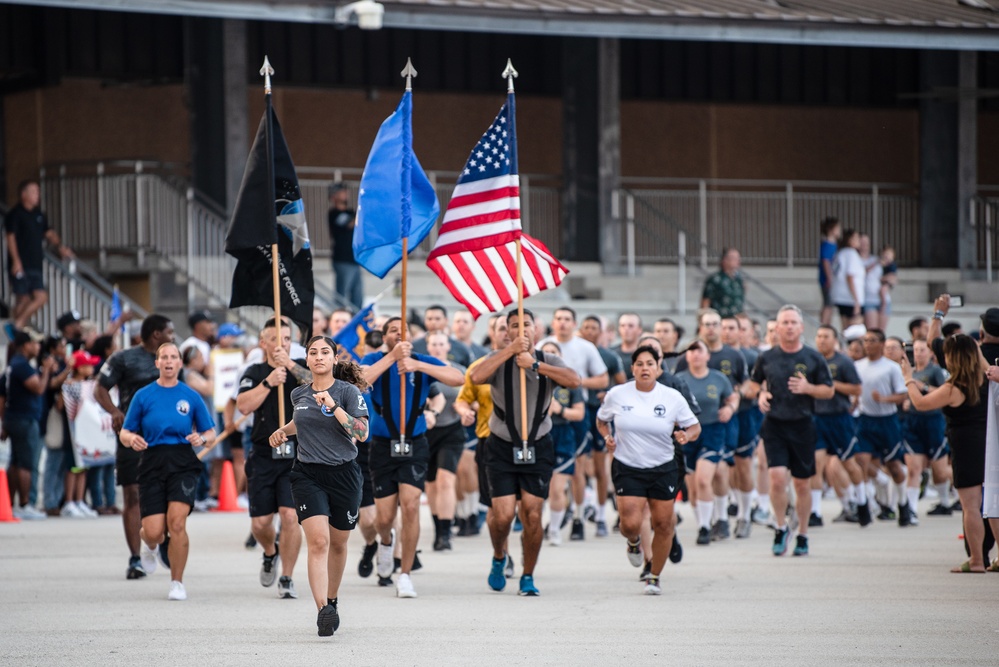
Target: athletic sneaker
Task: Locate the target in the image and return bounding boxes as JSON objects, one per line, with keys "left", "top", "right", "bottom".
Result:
{"left": 856, "top": 501, "right": 872, "bottom": 526}
{"left": 751, "top": 506, "right": 774, "bottom": 527}
{"left": 140, "top": 540, "right": 159, "bottom": 575}
{"left": 512, "top": 516, "right": 523, "bottom": 532}
{"left": 626, "top": 538, "right": 643, "bottom": 567}
{"left": 488, "top": 557, "right": 507, "bottom": 591}
{"left": 59, "top": 501, "right": 84, "bottom": 518}
{"left": 245, "top": 533, "right": 257, "bottom": 549}
{"left": 727, "top": 502, "right": 738, "bottom": 517}
{"left": 518, "top": 574, "right": 540, "bottom": 596}
{"left": 734, "top": 518, "right": 752, "bottom": 539}
{"left": 317, "top": 603, "right": 339, "bottom": 637}
{"left": 76, "top": 501, "right": 99, "bottom": 518}
{"left": 376, "top": 531, "right": 395, "bottom": 578}
{"left": 260, "top": 549, "right": 280, "bottom": 587}
{"left": 158, "top": 534, "right": 171, "bottom": 569}
{"left": 772, "top": 527, "right": 789, "bottom": 556}
{"left": 126, "top": 556, "right": 147, "bottom": 580}
{"left": 570, "top": 518, "right": 584, "bottom": 541}
{"left": 377, "top": 575, "right": 394, "bottom": 587}
{"left": 792, "top": 534, "right": 809, "bottom": 557}
{"left": 595, "top": 520, "right": 609, "bottom": 538}
{"left": 277, "top": 576, "right": 298, "bottom": 599}
{"left": 644, "top": 576, "right": 662, "bottom": 596}
{"left": 808, "top": 512, "right": 823, "bottom": 528}
{"left": 167, "top": 580, "right": 187, "bottom": 601}
{"left": 833, "top": 507, "right": 858, "bottom": 523}
{"left": 547, "top": 524, "right": 562, "bottom": 547}
{"left": 433, "top": 534, "right": 452, "bottom": 551}
{"left": 927, "top": 503, "right": 952, "bottom": 516}
{"left": 696, "top": 527, "right": 711, "bottom": 545}
{"left": 16, "top": 504, "right": 47, "bottom": 520}
{"left": 358, "top": 541, "right": 378, "bottom": 578}
{"left": 669, "top": 535, "right": 683, "bottom": 564}
{"left": 396, "top": 573, "right": 417, "bottom": 598}
{"left": 711, "top": 519, "right": 730, "bottom": 541}
{"left": 898, "top": 503, "right": 914, "bottom": 527}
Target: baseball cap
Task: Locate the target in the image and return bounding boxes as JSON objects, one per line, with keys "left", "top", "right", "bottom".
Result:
{"left": 843, "top": 324, "right": 867, "bottom": 342}
{"left": 13, "top": 327, "right": 46, "bottom": 347}
{"left": 71, "top": 350, "right": 102, "bottom": 368}
{"left": 57, "top": 310, "right": 82, "bottom": 331}
{"left": 188, "top": 310, "right": 215, "bottom": 328}
{"left": 218, "top": 323, "right": 244, "bottom": 338}
{"left": 981, "top": 308, "right": 999, "bottom": 337}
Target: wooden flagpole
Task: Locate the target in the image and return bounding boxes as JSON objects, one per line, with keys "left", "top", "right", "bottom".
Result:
{"left": 261, "top": 56, "right": 285, "bottom": 426}
{"left": 399, "top": 58, "right": 418, "bottom": 448}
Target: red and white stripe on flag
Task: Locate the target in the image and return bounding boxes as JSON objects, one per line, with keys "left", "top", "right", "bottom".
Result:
{"left": 427, "top": 233, "right": 567, "bottom": 320}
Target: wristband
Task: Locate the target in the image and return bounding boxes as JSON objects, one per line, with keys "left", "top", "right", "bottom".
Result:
{"left": 262, "top": 378, "right": 272, "bottom": 389}
{"left": 933, "top": 310, "right": 945, "bottom": 320}
{"left": 200, "top": 435, "right": 207, "bottom": 446}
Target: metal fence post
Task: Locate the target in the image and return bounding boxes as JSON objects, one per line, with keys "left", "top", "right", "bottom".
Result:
{"left": 785, "top": 182, "right": 794, "bottom": 268}
{"left": 871, "top": 184, "right": 880, "bottom": 254}
{"left": 187, "top": 188, "right": 196, "bottom": 310}
{"left": 678, "top": 230, "right": 687, "bottom": 315}
{"left": 135, "top": 161, "right": 146, "bottom": 267}
{"left": 58, "top": 165, "right": 67, "bottom": 244}
{"left": 626, "top": 193, "right": 636, "bottom": 277}
{"left": 97, "top": 162, "right": 107, "bottom": 270}
{"left": 699, "top": 179, "right": 708, "bottom": 270}
{"left": 986, "top": 202, "right": 993, "bottom": 284}
{"left": 68, "top": 260, "right": 78, "bottom": 312}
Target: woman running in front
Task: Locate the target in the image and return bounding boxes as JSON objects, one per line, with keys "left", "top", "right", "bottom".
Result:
{"left": 597, "top": 345, "right": 701, "bottom": 595}
{"left": 119, "top": 343, "right": 216, "bottom": 601}
{"left": 269, "top": 336, "right": 369, "bottom": 637}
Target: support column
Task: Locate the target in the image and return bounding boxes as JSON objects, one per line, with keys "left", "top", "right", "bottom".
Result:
{"left": 597, "top": 38, "right": 622, "bottom": 274}
{"left": 561, "top": 38, "right": 599, "bottom": 263}
{"left": 185, "top": 17, "right": 227, "bottom": 209}
{"left": 222, "top": 19, "right": 248, "bottom": 214}
{"left": 957, "top": 51, "right": 978, "bottom": 273}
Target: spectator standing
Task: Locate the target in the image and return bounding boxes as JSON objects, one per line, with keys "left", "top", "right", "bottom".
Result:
{"left": 830, "top": 229, "right": 865, "bottom": 330}
{"left": 818, "top": 217, "right": 841, "bottom": 326}
{"left": 328, "top": 183, "right": 363, "bottom": 311}
{"left": 700, "top": 248, "right": 745, "bottom": 318}
{"left": 4, "top": 180, "right": 74, "bottom": 335}
{"left": 40, "top": 336, "right": 72, "bottom": 516}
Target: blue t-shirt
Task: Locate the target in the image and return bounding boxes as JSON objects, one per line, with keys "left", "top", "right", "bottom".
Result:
{"left": 122, "top": 382, "right": 215, "bottom": 447}
{"left": 4, "top": 354, "right": 42, "bottom": 419}
{"left": 819, "top": 240, "right": 837, "bottom": 287}
{"left": 360, "top": 351, "right": 445, "bottom": 439}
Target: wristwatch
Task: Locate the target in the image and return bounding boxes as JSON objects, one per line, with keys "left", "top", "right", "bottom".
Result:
{"left": 199, "top": 435, "right": 207, "bottom": 446}
{"left": 531, "top": 359, "right": 540, "bottom": 372}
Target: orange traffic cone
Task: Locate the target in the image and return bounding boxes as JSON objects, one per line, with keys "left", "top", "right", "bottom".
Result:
{"left": 0, "top": 469, "right": 20, "bottom": 523}
{"left": 213, "top": 460, "right": 241, "bottom": 512}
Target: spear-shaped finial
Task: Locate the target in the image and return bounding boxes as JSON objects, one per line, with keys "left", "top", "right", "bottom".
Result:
{"left": 260, "top": 56, "right": 274, "bottom": 95}
{"left": 401, "top": 58, "right": 417, "bottom": 91}
{"left": 502, "top": 58, "right": 518, "bottom": 93}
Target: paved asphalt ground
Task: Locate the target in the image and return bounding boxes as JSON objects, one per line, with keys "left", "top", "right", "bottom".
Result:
{"left": 1, "top": 497, "right": 996, "bottom": 666}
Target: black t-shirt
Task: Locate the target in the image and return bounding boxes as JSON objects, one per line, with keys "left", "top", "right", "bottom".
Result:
{"left": 328, "top": 207, "right": 357, "bottom": 263}
{"left": 99, "top": 346, "right": 175, "bottom": 415}
{"left": 238, "top": 360, "right": 308, "bottom": 447}
{"left": 5, "top": 203, "right": 50, "bottom": 271}
{"left": 593, "top": 346, "right": 624, "bottom": 406}
{"left": 611, "top": 345, "right": 635, "bottom": 381}
{"left": 932, "top": 338, "right": 999, "bottom": 373}
{"left": 675, "top": 344, "right": 747, "bottom": 386}
{"left": 751, "top": 345, "right": 833, "bottom": 421}
{"left": 814, "top": 351, "right": 861, "bottom": 416}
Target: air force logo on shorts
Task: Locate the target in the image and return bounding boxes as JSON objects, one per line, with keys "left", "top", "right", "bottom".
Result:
{"left": 347, "top": 510, "right": 358, "bottom": 525}
{"left": 176, "top": 400, "right": 190, "bottom": 416}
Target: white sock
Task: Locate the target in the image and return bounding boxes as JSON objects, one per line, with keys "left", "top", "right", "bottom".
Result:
{"left": 895, "top": 481, "right": 908, "bottom": 508}
{"left": 854, "top": 483, "right": 867, "bottom": 503}
{"left": 739, "top": 491, "right": 754, "bottom": 521}
{"left": 713, "top": 496, "right": 727, "bottom": 523}
{"left": 469, "top": 492, "right": 480, "bottom": 516}
{"left": 696, "top": 501, "right": 713, "bottom": 529}
{"left": 810, "top": 490, "right": 822, "bottom": 517}
{"left": 906, "top": 487, "right": 920, "bottom": 512}
{"left": 574, "top": 501, "right": 583, "bottom": 517}
{"left": 549, "top": 509, "right": 565, "bottom": 533}
{"left": 758, "top": 494, "right": 770, "bottom": 513}
{"left": 875, "top": 470, "right": 891, "bottom": 487}
{"left": 596, "top": 501, "right": 607, "bottom": 522}
{"left": 933, "top": 483, "right": 949, "bottom": 504}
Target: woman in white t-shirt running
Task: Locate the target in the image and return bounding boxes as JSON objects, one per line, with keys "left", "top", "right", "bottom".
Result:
{"left": 596, "top": 346, "right": 700, "bottom": 595}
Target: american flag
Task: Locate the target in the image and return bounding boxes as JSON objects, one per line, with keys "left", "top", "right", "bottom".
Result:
{"left": 427, "top": 93, "right": 567, "bottom": 319}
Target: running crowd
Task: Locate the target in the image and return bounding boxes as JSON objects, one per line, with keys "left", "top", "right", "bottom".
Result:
{"left": 4, "top": 298, "right": 999, "bottom": 636}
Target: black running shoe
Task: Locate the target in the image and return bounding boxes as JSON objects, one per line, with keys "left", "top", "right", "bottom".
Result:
{"left": 126, "top": 556, "right": 147, "bottom": 580}
{"left": 856, "top": 501, "right": 872, "bottom": 527}
{"left": 669, "top": 533, "right": 683, "bottom": 564}
{"left": 433, "top": 534, "right": 452, "bottom": 551}
{"left": 466, "top": 514, "right": 481, "bottom": 536}
{"left": 877, "top": 506, "right": 896, "bottom": 521}
{"left": 455, "top": 517, "right": 469, "bottom": 537}
{"left": 927, "top": 503, "right": 953, "bottom": 516}
{"left": 808, "top": 512, "right": 823, "bottom": 528}
{"left": 378, "top": 575, "right": 394, "bottom": 587}
{"left": 413, "top": 551, "right": 423, "bottom": 571}
{"left": 898, "top": 503, "right": 913, "bottom": 527}
{"left": 245, "top": 533, "right": 257, "bottom": 549}
{"left": 570, "top": 519, "right": 585, "bottom": 541}
{"left": 696, "top": 527, "right": 711, "bottom": 545}
{"left": 317, "top": 603, "right": 339, "bottom": 637}
{"left": 727, "top": 502, "right": 738, "bottom": 517}
{"left": 158, "top": 534, "right": 171, "bottom": 569}
{"left": 358, "top": 541, "right": 377, "bottom": 578}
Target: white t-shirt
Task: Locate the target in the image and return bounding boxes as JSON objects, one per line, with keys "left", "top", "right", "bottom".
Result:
{"left": 597, "top": 381, "right": 698, "bottom": 468}
{"left": 179, "top": 336, "right": 212, "bottom": 368}
{"left": 863, "top": 256, "right": 883, "bottom": 306}
{"left": 830, "top": 247, "right": 865, "bottom": 307}
{"left": 538, "top": 335, "right": 607, "bottom": 400}
{"left": 854, "top": 356, "right": 906, "bottom": 416}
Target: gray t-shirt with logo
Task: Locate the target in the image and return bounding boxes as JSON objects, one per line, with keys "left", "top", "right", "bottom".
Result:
{"left": 291, "top": 381, "right": 368, "bottom": 466}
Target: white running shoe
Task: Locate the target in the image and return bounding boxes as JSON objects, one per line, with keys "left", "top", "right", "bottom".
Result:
{"left": 60, "top": 502, "right": 85, "bottom": 518}
{"left": 376, "top": 530, "right": 395, "bottom": 579}
{"left": 236, "top": 493, "right": 249, "bottom": 510}
{"left": 396, "top": 573, "right": 417, "bottom": 598}
{"left": 547, "top": 525, "right": 562, "bottom": 546}
{"left": 626, "top": 538, "right": 644, "bottom": 568}
{"left": 76, "top": 502, "right": 100, "bottom": 518}
{"left": 140, "top": 541, "right": 159, "bottom": 575}
{"left": 168, "top": 580, "right": 187, "bottom": 601}
{"left": 277, "top": 576, "right": 298, "bottom": 599}
{"left": 644, "top": 577, "right": 662, "bottom": 596}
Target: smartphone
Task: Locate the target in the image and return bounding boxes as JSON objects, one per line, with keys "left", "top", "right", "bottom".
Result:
{"left": 949, "top": 294, "right": 964, "bottom": 308}
{"left": 904, "top": 342, "right": 913, "bottom": 355}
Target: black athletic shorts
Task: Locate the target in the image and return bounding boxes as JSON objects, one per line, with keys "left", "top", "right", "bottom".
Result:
{"left": 611, "top": 458, "right": 681, "bottom": 501}
{"left": 245, "top": 449, "right": 295, "bottom": 517}
{"left": 427, "top": 422, "right": 464, "bottom": 481}
{"left": 476, "top": 436, "right": 491, "bottom": 508}
{"left": 484, "top": 433, "right": 555, "bottom": 501}
{"left": 290, "top": 459, "right": 363, "bottom": 531}
{"left": 116, "top": 439, "right": 141, "bottom": 487}
{"left": 354, "top": 440, "right": 375, "bottom": 508}
{"left": 368, "top": 435, "right": 429, "bottom": 498}
{"left": 760, "top": 416, "right": 817, "bottom": 480}
{"left": 137, "top": 445, "right": 201, "bottom": 518}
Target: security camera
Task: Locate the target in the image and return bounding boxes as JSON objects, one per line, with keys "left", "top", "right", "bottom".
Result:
{"left": 335, "top": 1, "right": 385, "bottom": 30}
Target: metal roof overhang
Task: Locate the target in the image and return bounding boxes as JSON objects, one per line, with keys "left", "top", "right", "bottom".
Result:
{"left": 8, "top": 0, "right": 999, "bottom": 51}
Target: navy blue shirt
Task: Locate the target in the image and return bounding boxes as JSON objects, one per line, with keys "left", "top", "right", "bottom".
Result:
{"left": 4, "top": 354, "right": 42, "bottom": 419}
{"left": 122, "top": 382, "right": 215, "bottom": 447}
{"left": 361, "top": 351, "right": 445, "bottom": 439}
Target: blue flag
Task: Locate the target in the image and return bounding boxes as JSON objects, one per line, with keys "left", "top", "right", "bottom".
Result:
{"left": 109, "top": 286, "right": 122, "bottom": 323}
{"left": 332, "top": 303, "right": 376, "bottom": 361}
{"left": 354, "top": 91, "right": 440, "bottom": 279}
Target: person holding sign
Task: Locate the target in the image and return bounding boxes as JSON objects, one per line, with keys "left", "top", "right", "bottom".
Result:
{"left": 469, "top": 309, "right": 580, "bottom": 597}
{"left": 236, "top": 318, "right": 311, "bottom": 600}
{"left": 360, "top": 317, "right": 465, "bottom": 599}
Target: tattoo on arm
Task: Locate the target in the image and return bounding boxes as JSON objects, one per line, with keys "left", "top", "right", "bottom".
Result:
{"left": 341, "top": 413, "right": 369, "bottom": 442}
{"left": 288, "top": 364, "right": 313, "bottom": 386}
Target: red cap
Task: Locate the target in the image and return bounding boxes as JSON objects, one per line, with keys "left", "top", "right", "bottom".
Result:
{"left": 72, "top": 350, "right": 102, "bottom": 368}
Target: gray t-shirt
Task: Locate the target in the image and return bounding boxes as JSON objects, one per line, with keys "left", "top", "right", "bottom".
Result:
{"left": 676, "top": 369, "right": 732, "bottom": 425}
{"left": 910, "top": 363, "right": 947, "bottom": 416}
{"left": 815, "top": 351, "right": 861, "bottom": 416}
{"left": 482, "top": 351, "right": 568, "bottom": 443}
{"left": 537, "top": 335, "right": 607, "bottom": 402}
{"left": 428, "top": 362, "right": 466, "bottom": 428}
{"left": 291, "top": 381, "right": 368, "bottom": 466}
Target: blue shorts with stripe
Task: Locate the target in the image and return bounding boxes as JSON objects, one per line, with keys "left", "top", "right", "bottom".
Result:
{"left": 734, "top": 407, "right": 762, "bottom": 458}
{"left": 463, "top": 425, "right": 478, "bottom": 451}
{"left": 681, "top": 421, "right": 726, "bottom": 471}
{"left": 814, "top": 413, "right": 857, "bottom": 459}
{"left": 853, "top": 414, "right": 905, "bottom": 463}
{"left": 903, "top": 412, "right": 949, "bottom": 460}
{"left": 551, "top": 423, "right": 577, "bottom": 476}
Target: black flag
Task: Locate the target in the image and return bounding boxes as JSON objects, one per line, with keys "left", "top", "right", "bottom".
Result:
{"left": 225, "top": 106, "right": 314, "bottom": 336}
